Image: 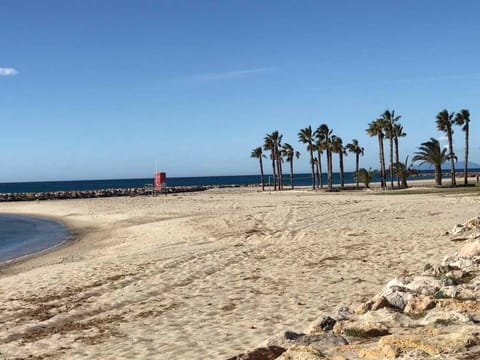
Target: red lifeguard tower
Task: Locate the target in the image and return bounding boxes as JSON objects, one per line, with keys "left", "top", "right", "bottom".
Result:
{"left": 154, "top": 172, "right": 166, "bottom": 196}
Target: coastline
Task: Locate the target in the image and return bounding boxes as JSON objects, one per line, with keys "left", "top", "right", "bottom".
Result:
{"left": 0, "top": 181, "right": 479, "bottom": 358}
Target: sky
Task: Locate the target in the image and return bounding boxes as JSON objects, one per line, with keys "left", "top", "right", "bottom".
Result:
{"left": 1, "top": 0, "right": 479, "bottom": 182}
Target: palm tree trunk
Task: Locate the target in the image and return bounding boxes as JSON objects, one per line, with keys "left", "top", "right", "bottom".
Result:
{"left": 309, "top": 149, "right": 315, "bottom": 190}
{"left": 271, "top": 152, "right": 277, "bottom": 191}
{"left": 389, "top": 138, "right": 394, "bottom": 189}
{"left": 315, "top": 159, "right": 320, "bottom": 189}
{"left": 355, "top": 153, "right": 359, "bottom": 188}
{"left": 435, "top": 164, "right": 442, "bottom": 186}
{"left": 394, "top": 136, "right": 400, "bottom": 187}
{"left": 378, "top": 134, "right": 386, "bottom": 189}
{"left": 317, "top": 150, "right": 323, "bottom": 189}
{"left": 259, "top": 157, "right": 265, "bottom": 191}
{"left": 327, "top": 149, "right": 333, "bottom": 191}
{"left": 275, "top": 146, "right": 283, "bottom": 191}
{"left": 339, "top": 152, "right": 344, "bottom": 188}
{"left": 448, "top": 130, "right": 456, "bottom": 186}
{"left": 290, "top": 159, "right": 294, "bottom": 189}
{"left": 464, "top": 125, "right": 469, "bottom": 186}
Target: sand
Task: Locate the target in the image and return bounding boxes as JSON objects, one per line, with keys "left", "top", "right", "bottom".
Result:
{"left": 1, "top": 184, "right": 479, "bottom": 359}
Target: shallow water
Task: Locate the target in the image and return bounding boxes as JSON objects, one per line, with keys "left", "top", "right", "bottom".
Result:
{"left": 0, "top": 214, "right": 69, "bottom": 263}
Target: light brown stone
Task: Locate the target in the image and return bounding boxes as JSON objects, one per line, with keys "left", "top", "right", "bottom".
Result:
{"left": 358, "top": 344, "right": 399, "bottom": 359}
{"left": 276, "top": 345, "right": 327, "bottom": 360}
{"left": 378, "top": 325, "right": 480, "bottom": 356}
{"left": 403, "top": 296, "right": 436, "bottom": 315}
{"left": 459, "top": 240, "right": 480, "bottom": 257}
{"left": 370, "top": 296, "right": 393, "bottom": 311}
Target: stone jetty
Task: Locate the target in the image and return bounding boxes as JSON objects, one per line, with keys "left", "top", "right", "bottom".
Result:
{"left": 230, "top": 217, "right": 480, "bottom": 359}
{"left": 0, "top": 185, "right": 234, "bottom": 202}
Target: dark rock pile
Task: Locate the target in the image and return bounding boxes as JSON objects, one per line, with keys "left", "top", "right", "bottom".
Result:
{"left": 0, "top": 186, "right": 219, "bottom": 202}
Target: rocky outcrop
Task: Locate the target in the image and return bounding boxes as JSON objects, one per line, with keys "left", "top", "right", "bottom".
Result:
{"left": 228, "top": 216, "right": 480, "bottom": 359}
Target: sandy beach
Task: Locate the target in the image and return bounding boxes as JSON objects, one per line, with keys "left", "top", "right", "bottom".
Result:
{"left": 1, "top": 184, "right": 480, "bottom": 359}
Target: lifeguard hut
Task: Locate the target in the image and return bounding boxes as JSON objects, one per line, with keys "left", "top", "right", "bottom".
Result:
{"left": 154, "top": 172, "right": 167, "bottom": 196}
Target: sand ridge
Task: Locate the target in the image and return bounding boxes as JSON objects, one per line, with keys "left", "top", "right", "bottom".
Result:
{"left": 0, "top": 187, "right": 479, "bottom": 359}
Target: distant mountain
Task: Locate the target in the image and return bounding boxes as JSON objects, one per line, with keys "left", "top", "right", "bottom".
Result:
{"left": 414, "top": 161, "right": 480, "bottom": 171}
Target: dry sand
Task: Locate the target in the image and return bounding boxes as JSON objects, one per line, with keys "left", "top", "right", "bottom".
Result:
{"left": 1, "top": 184, "right": 479, "bottom": 359}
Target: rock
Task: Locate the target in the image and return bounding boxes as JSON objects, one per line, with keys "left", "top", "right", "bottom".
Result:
{"left": 459, "top": 241, "right": 480, "bottom": 257}
{"left": 437, "top": 285, "right": 458, "bottom": 299}
{"left": 464, "top": 217, "right": 480, "bottom": 231}
{"left": 333, "top": 320, "right": 389, "bottom": 338}
{"left": 355, "top": 300, "right": 373, "bottom": 315}
{"left": 441, "top": 255, "right": 479, "bottom": 270}
{"left": 276, "top": 345, "right": 327, "bottom": 360}
{"left": 404, "top": 296, "right": 436, "bottom": 315}
{"left": 263, "top": 331, "right": 348, "bottom": 353}
{"left": 435, "top": 299, "right": 480, "bottom": 313}
{"left": 404, "top": 276, "right": 445, "bottom": 296}
{"left": 335, "top": 307, "right": 354, "bottom": 321}
{"left": 359, "top": 307, "right": 414, "bottom": 328}
{"left": 357, "top": 344, "right": 399, "bottom": 359}
{"left": 421, "top": 309, "right": 472, "bottom": 326}
{"left": 384, "top": 290, "right": 412, "bottom": 311}
{"left": 378, "top": 325, "right": 480, "bottom": 356}
{"left": 370, "top": 297, "right": 393, "bottom": 311}
{"left": 227, "top": 345, "right": 286, "bottom": 360}
{"left": 452, "top": 224, "right": 466, "bottom": 234}
{"left": 376, "top": 278, "right": 413, "bottom": 310}
{"left": 319, "top": 316, "right": 336, "bottom": 331}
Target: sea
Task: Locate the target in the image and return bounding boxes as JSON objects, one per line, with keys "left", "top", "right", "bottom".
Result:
{"left": 0, "top": 214, "right": 69, "bottom": 263}
{"left": 0, "top": 170, "right": 464, "bottom": 194}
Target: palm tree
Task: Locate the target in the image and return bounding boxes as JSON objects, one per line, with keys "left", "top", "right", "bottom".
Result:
{"left": 412, "top": 138, "right": 448, "bottom": 186}
{"left": 331, "top": 135, "right": 347, "bottom": 188}
{"left": 366, "top": 118, "right": 387, "bottom": 189}
{"left": 251, "top": 147, "right": 266, "bottom": 191}
{"left": 263, "top": 136, "right": 277, "bottom": 190}
{"left": 355, "top": 168, "right": 376, "bottom": 189}
{"left": 346, "top": 139, "right": 365, "bottom": 188}
{"left": 315, "top": 124, "right": 334, "bottom": 191}
{"left": 436, "top": 110, "right": 456, "bottom": 186}
{"left": 264, "top": 131, "right": 283, "bottom": 190}
{"left": 298, "top": 126, "right": 316, "bottom": 190}
{"left": 454, "top": 109, "right": 471, "bottom": 186}
{"left": 282, "top": 143, "right": 300, "bottom": 189}
{"left": 392, "top": 156, "right": 417, "bottom": 188}
{"left": 393, "top": 123, "right": 406, "bottom": 187}
{"left": 381, "top": 110, "right": 401, "bottom": 189}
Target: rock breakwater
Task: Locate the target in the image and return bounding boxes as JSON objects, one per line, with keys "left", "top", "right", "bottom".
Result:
{"left": 0, "top": 185, "right": 232, "bottom": 202}
{"left": 230, "top": 216, "right": 480, "bottom": 359}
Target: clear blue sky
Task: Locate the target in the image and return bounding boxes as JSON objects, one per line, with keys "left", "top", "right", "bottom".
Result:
{"left": 1, "top": 0, "right": 479, "bottom": 182}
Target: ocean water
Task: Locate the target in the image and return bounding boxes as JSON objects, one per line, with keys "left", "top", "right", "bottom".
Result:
{"left": 0, "top": 170, "right": 454, "bottom": 194}
{"left": 0, "top": 214, "right": 70, "bottom": 263}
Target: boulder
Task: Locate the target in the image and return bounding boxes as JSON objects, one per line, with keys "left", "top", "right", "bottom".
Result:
{"left": 459, "top": 241, "right": 480, "bottom": 257}
{"left": 420, "top": 309, "right": 472, "bottom": 326}
{"left": 276, "top": 345, "right": 327, "bottom": 360}
{"left": 403, "top": 296, "right": 436, "bottom": 315}
{"left": 263, "top": 331, "right": 348, "bottom": 353}
{"left": 404, "top": 276, "right": 445, "bottom": 296}
{"left": 378, "top": 325, "right": 480, "bottom": 356}
{"left": 226, "top": 345, "right": 286, "bottom": 360}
